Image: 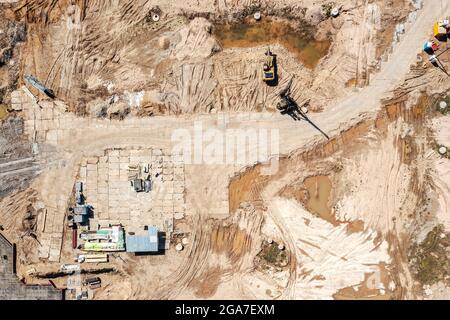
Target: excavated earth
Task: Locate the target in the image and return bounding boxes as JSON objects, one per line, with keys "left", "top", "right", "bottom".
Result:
{"left": 0, "top": 0, "right": 450, "bottom": 300}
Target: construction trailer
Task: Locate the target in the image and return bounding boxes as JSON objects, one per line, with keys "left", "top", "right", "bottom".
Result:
{"left": 126, "top": 226, "right": 159, "bottom": 253}
{"left": 133, "top": 178, "right": 144, "bottom": 192}
{"left": 75, "top": 181, "right": 83, "bottom": 205}
{"left": 82, "top": 277, "right": 101, "bottom": 289}
{"left": 73, "top": 205, "right": 89, "bottom": 225}
{"left": 83, "top": 277, "right": 101, "bottom": 287}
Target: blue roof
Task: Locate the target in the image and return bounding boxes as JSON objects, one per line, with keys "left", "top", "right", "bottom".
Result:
{"left": 126, "top": 226, "right": 159, "bottom": 252}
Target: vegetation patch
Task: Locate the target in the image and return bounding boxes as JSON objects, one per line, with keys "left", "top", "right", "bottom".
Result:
{"left": 255, "top": 240, "right": 289, "bottom": 270}
{"left": 409, "top": 225, "right": 450, "bottom": 286}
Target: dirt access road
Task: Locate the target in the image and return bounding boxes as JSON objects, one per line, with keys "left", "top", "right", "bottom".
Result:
{"left": 33, "top": 1, "right": 447, "bottom": 167}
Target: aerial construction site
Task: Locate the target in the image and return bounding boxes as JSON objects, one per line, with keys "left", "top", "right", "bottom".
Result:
{"left": 1, "top": 0, "right": 450, "bottom": 301}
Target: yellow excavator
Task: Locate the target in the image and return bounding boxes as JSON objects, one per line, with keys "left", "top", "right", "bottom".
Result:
{"left": 262, "top": 47, "right": 276, "bottom": 82}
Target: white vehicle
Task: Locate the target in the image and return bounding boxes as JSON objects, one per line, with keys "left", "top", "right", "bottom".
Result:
{"left": 60, "top": 264, "right": 80, "bottom": 272}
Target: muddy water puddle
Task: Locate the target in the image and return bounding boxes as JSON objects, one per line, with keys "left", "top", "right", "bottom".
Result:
{"left": 214, "top": 19, "right": 331, "bottom": 69}
{"left": 303, "top": 175, "right": 335, "bottom": 224}
{"left": 0, "top": 104, "right": 8, "bottom": 120}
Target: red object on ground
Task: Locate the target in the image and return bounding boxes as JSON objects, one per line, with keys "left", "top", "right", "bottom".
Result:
{"left": 432, "top": 42, "right": 440, "bottom": 51}
{"left": 72, "top": 228, "right": 77, "bottom": 249}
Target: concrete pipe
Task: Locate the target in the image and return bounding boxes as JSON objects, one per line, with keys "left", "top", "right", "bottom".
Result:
{"left": 152, "top": 13, "right": 160, "bottom": 22}
{"left": 330, "top": 8, "right": 339, "bottom": 17}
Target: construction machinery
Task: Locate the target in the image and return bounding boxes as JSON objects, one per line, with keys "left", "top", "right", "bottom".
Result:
{"left": 24, "top": 75, "right": 55, "bottom": 99}
{"left": 262, "top": 48, "right": 276, "bottom": 82}
{"left": 423, "top": 41, "right": 440, "bottom": 54}
{"left": 277, "top": 78, "right": 329, "bottom": 139}
{"left": 276, "top": 79, "right": 297, "bottom": 114}
{"left": 428, "top": 46, "right": 450, "bottom": 75}
{"left": 434, "top": 20, "right": 449, "bottom": 40}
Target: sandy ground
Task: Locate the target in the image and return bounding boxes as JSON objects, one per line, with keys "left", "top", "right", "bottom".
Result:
{"left": 335, "top": 120, "right": 416, "bottom": 234}
{"left": 268, "top": 198, "right": 391, "bottom": 300}
{"left": 13, "top": 0, "right": 416, "bottom": 115}
{"left": 0, "top": 0, "right": 450, "bottom": 300}
{"left": 430, "top": 115, "right": 450, "bottom": 231}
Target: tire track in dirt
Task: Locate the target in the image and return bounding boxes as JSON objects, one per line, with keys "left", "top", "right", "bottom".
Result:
{"left": 153, "top": 205, "right": 264, "bottom": 299}
{"left": 264, "top": 200, "right": 297, "bottom": 299}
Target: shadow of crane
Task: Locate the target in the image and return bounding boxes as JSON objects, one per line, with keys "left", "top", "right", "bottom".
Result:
{"left": 277, "top": 79, "right": 330, "bottom": 140}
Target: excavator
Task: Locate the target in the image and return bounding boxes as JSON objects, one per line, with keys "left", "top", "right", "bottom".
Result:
{"left": 277, "top": 78, "right": 329, "bottom": 140}
{"left": 276, "top": 78, "right": 300, "bottom": 115}
{"left": 262, "top": 47, "right": 276, "bottom": 82}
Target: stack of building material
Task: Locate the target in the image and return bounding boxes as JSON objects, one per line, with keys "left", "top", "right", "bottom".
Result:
{"left": 77, "top": 253, "right": 108, "bottom": 263}
{"left": 79, "top": 225, "right": 125, "bottom": 252}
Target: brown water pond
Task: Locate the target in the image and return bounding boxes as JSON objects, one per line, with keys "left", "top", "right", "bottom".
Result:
{"left": 214, "top": 19, "right": 331, "bottom": 69}
{"left": 0, "top": 104, "right": 8, "bottom": 121}
{"left": 303, "top": 175, "right": 335, "bottom": 224}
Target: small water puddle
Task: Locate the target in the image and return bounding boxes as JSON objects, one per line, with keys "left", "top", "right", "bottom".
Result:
{"left": 303, "top": 175, "right": 335, "bottom": 224}
{"left": 214, "top": 19, "right": 331, "bottom": 69}
{"left": 0, "top": 104, "right": 8, "bottom": 121}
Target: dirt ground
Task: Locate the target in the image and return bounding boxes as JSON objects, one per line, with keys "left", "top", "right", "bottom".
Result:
{"left": 1, "top": 0, "right": 450, "bottom": 300}
{"left": 7, "top": 0, "right": 416, "bottom": 115}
